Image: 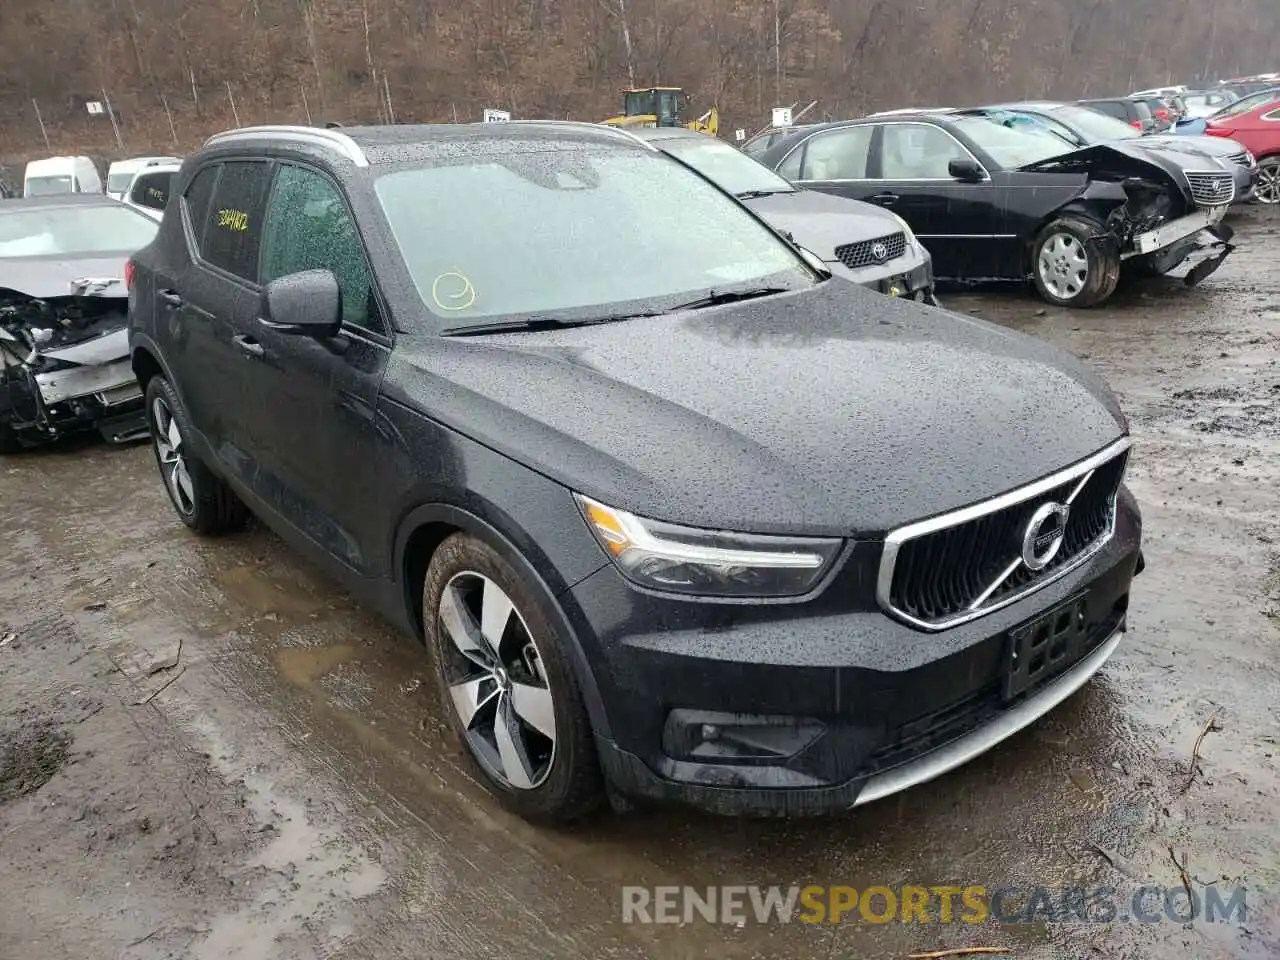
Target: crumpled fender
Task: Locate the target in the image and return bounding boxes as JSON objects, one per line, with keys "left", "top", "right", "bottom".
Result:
{"left": 1019, "top": 143, "right": 1193, "bottom": 205}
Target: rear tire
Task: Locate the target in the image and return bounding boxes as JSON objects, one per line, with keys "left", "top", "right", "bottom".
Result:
{"left": 1256, "top": 157, "right": 1280, "bottom": 206}
{"left": 1031, "top": 215, "right": 1121, "bottom": 308}
{"left": 144, "top": 376, "right": 249, "bottom": 535}
{"left": 423, "top": 532, "right": 603, "bottom": 823}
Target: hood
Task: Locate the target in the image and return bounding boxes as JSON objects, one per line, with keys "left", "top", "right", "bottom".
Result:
{"left": 1143, "top": 134, "right": 1244, "bottom": 159}
{"left": 739, "top": 190, "right": 903, "bottom": 262}
{"left": 0, "top": 254, "right": 129, "bottom": 299}
{"left": 385, "top": 282, "right": 1127, "bottom": 536}
{"left": 1020, "top": 140, "right": 1228, "bottom": 204}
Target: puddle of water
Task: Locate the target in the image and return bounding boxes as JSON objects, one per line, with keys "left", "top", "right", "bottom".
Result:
{"left": 185, "top": 715, "right": 388, "bottom": 960}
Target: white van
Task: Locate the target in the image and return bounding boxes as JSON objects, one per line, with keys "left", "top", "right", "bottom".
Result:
{"left": 23, "top": 156, "right": 104, "bottom": 196}
{"left": 105, "top": 155, "right": 182, "bottom": 200}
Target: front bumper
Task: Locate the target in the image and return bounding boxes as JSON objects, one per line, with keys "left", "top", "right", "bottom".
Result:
{"left": 1125, "top": 203, "right": 1230, "bottom": 259}
{"left": 1231, "top": 165, "right": 1258, "bottom": 204}
{"left": 1, "top": 356, "right": 145, "bottom": 447}
{"left": 828, "top": 249, "right": 938, "bottom": 305}
{"left": 569, "top": 491, "right": 1141, "bottom": 816}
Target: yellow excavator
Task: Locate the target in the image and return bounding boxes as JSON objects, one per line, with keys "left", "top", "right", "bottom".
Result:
{"left": 602, "top": 87, "right": 719, "bottom": 137}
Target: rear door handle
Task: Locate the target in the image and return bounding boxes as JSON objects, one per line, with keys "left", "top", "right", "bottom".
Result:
{"left": 869, "top": 193, "right": 899, "bottom": 204}
{"left": 159, "top": 289, "right": 183, "bottom": 307}
{"left": 232, "top": 334, "right": 265, "bottom": 358}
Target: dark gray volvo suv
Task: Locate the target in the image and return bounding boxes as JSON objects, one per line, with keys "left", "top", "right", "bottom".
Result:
{"left": 127, "top": 122, "right": 1143, "bottom": 823}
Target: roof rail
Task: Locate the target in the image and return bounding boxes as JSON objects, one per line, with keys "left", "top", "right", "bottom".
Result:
{"left": 504, "top": 119, "right": 660, "bottom": 151}
{"left": 202, "top": 125, "right": 369, "bottom": 167}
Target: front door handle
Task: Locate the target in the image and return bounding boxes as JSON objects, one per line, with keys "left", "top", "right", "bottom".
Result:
{"left": 869, "top": 193, "right": 899, "bottom": 204}
{"left": 233, "top": 334, "right": 265, "bottom": 358}
{"left": 158, "top": 289, "right": 183, "bottom": 307}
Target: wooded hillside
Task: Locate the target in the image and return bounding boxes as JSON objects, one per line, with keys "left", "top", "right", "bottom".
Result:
{"left": 0, "top": 0, "right": 1276, "bottom": 162}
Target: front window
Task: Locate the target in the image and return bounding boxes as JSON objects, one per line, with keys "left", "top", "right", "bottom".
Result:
{"left": 625, "top": 90, "right": 657, "bottom": 117}
{"left": 24, "top": 176, "right": 74, "bottom": 196}
{"left": 658, "top": 137, "right": 795, "bottom": 196}
{"left": 0, "top": 204, "right": 159, "bottom": 257}
{"left": 975, "top": 110, "right": 1082, "bottom": 148}
{"left": 1046, "top": 104, "right": 1142, "bottom": 142}
{"left": 945, "top": 116, "right": 1073, "bottom": 168}
{"left": 372, "top": 145, "right": 811, "bottom": 328}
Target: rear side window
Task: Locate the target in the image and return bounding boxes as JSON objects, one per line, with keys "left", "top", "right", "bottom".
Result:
{"left": 200, "top": 161, "right": 272, "bottom": 283}
{"left": 797, "top": 126, "right": 873, "bottom": 180}
{"left": 1133, "top": 101, "right": 1153, "bottom": 121}
{"left": 1090, "top": 101, "right": 1126, "bottom": 120}
{"left": 183, "top": 166, "right": 219, "bottom": 241}
{"left": 131, "top": 171, "right": 174, "bottom": 212}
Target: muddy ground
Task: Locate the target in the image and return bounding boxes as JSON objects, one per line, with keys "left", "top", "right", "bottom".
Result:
{"left": 2, "top": 208, "right": 1278, "bottom": 960}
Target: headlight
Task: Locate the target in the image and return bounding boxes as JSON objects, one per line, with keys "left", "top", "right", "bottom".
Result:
{"left": 888, "top": 212, "right": 918, "bottom": 247}
{"left": 575, "top": 495, "right": 843, "bottom": 598}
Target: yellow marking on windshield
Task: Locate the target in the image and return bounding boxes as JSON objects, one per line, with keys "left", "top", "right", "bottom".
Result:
{"left": 431, "top": 272, "right": 477, "bottom": 311}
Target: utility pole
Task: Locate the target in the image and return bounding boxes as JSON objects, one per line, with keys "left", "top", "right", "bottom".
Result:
{"left": 774, "top": 0, "right": 781, "bottom": 104}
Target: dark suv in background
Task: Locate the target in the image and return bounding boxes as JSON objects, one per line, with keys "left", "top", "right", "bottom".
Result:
{"left": 127, "top": 122, "right": 1143, "bottom": 823}
{"left": 1079, "top": 97, "right": 1158, "bottom": 132}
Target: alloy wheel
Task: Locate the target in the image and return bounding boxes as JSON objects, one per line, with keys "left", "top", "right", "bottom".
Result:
{"left": 437, "top": 571, "right": 556, "bottom": 790}
{"left": 1256, "top": 159, "right": 1280, "bottom": 205}
{"left": 151, "top": 396, "right": 195, "bottom": 516}
{"left": 1037, "top": 232, "right": 1090, "bottom": 301}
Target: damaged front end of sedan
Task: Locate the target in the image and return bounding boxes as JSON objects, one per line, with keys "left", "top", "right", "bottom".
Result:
{"left": 0, "top": 275, "right": 147, "bottom": 453}
{"left": 1024, "top": 143, "right": 1237, "bottom": 288}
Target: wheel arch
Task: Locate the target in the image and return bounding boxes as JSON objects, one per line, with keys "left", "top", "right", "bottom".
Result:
{"left": 393, "top": 500, "right": 613, "bottom": 740}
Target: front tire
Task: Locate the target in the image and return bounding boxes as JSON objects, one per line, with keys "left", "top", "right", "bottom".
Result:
{"left": 1031, "top": 215, "right": 1121, "bottom": 308}
{"left": 144, "top": 376, "right": 249, "bottom": 535}
{"left": 423, "top": 532, "right": 603, "bottom": 823}
{"left": 0, "top": 422, "right": 22, "bottom": 455}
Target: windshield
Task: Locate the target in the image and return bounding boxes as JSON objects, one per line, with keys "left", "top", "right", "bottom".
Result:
{"left": 658, "top": 137, "right": 795, "bottom": 196}
{"left": 946, "top": 116, "right": 1075, "bottom": 167}
{"left": 1211, "top": 88, "right": 1280, "bottom": 120}
{"left": 0, "top": 204, "right": 159, "bottom": 257}
{"left": 106, "top": 172, "right": 135, "bottom": 193}
{"left": 25, "top": 176, "right": 75, "bottom": 196}
{"left": 1048, "top": 104, "right": 1142, "bottom": 142}
{"left": 373, "top": 146, "right": 811, "bottom": 328}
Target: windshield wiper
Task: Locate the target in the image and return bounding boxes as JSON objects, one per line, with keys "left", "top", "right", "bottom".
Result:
{"left": 735, "top": 188, "right": 794, "bottom": 199}
{"left": 443, "top": 311, "right": 664, "bottom": 337}
{"left": 662, "top": 286, "right": 791, "bottom": 313}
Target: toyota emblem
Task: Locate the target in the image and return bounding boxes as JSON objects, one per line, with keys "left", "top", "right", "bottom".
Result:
{"left": 871, "top": 242, "right": 889, "bottom": 262}
{"left": 1020, "top": 502, "right": 1070, "bottom": 572}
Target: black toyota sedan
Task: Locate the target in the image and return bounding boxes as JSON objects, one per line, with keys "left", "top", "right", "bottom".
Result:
{"left": 632, "top": 127, "right": 936, "bottom": 303}
{"left": 756, "top": 112, "right": 1237, "bottom": 307}
{"left": 128, "top": 121, "right": 1142, "bottom": 822}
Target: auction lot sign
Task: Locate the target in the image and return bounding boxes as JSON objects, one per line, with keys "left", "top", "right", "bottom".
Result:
{"left": 621, "top": 884, "right": 1249, "bottom": 926}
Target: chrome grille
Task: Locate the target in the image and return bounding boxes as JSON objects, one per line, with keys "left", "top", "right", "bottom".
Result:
{"left": 877, "top": 442, "right": 1130, "bottom": 631}
{"left": 834, "top": 232, "right": 906, "bottom": 270}
{"left": 1184, "top": 171, "right": 1236, "bottom": 207}
{"left": 1226, "top": 151, "right": 1252, "bottom": 168}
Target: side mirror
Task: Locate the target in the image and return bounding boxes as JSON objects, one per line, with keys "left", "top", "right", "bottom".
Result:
{"left": 949, "top": 158, "right": 985, "bottom": 182}
{"left": 260, "top": 269, "right": 341, "bottom": 337}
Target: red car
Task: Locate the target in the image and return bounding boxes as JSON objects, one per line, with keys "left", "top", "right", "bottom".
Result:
{"left": 1203, "top": 89, "right": 1280, "bottom": 204}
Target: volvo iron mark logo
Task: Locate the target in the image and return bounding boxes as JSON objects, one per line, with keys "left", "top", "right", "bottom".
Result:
{"left": 1021, "top": 501, "right": 1070, "bottom": 571}
{"left": 871, "top": 242, "right": 889, "bottom": 263}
